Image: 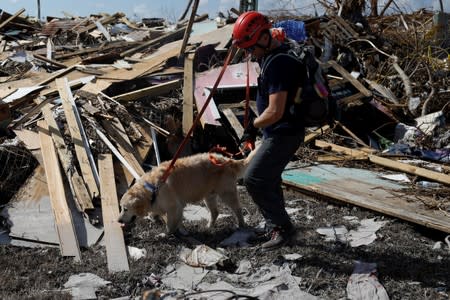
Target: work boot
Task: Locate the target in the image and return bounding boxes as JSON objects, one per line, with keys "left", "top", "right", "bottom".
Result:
{"left": 261, "top": 227, "right": 294, "bottom": 251}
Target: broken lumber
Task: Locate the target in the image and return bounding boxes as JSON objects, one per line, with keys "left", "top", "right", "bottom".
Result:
{"left": 112, "top": 79, "right": 182, "bottom": 102}
{"left": 0, "top": 8, "right": 26, "bottom": 31}
{"left": 37, "top": 97, "right": 94, "bottom": 212}
{"left": 38, "top": 119, "right": 81, "bottom": 261}
{"left": 182, "top": 52, "right": 195, "bottom": 135}
{"left": 57, "top": 77, "right": 100, "bottom": 198}
{"left": 99, "top": 154, "right": 130, "bottom": 273}
{"left": 315, "top": 140, "right": 450, "bottom": 185}
{"left": 178, "top": 0, "right": 200, "bottom": 58}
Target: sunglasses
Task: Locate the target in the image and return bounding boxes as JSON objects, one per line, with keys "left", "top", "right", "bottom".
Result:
{"left": 244, "top": 41, "right": 267, "bottom": 53}
{"left": 245, "top": 45, "right": 256, "bottom": 53}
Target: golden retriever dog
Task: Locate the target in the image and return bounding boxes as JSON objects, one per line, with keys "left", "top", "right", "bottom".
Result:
{"left": 117, "top": 146, "right": 258, "bottom": 234}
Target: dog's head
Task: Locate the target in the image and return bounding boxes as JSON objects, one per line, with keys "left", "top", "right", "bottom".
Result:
{"left": 117, "top": 182, "right": 155, "bottom": 225}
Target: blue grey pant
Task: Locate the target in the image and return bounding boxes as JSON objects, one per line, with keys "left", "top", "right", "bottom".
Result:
{"left": 243, "top": 133, "right": 304, "bottom": 232}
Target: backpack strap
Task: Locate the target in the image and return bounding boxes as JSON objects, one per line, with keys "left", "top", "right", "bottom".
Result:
{"left": 260, "top": 51, "right": 302, "bottom": 80}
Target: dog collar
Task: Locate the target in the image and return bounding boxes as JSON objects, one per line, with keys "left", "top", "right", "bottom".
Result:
{"left": 144, "top": 181, "right": 159, "bottom": 205}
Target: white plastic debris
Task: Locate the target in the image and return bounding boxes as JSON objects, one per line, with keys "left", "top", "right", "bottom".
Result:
{"left": 282, "top": 253, "right": 303, "bottom": 261}
{"left": 127, "top": 246, "right": 147, "bottom": 260}
{"left": 432, "top": 241, "right": 443, "bottom": 250}
{"left": 199, "top": 263, "right": 319, "bottom": 300}
{"left": 235, "top": 259, "right": 252, "bottom": 274}
{"left": 179, "top": 245, "right": 228, "bottom": 268}
{"left": 64, "top": 273, "right": 111, "bottom": 300}
{"left": 317, "top": 218, "right": 387, "bottom": 247}
{"left": 316, "top": 225, "right": 348, "bottom": 242}
{"left": 380, "top": 173, "right": 411, "bottom": 183}
{"left": 347, "top": 261, "right": 389, "bottom": 300}
{"left": 161, "top": 263, "right": 209, "bottom": 291}
{"left": 348, "top": 218, "right": 388, "bottom": 247}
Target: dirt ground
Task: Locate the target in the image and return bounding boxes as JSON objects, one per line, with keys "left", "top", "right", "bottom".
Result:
{"left": 1, "top": 181, "right": 449, "bottom": 300}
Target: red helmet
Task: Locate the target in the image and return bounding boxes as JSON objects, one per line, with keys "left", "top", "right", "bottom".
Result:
{"left": 232, "top": 11, "right": 272, "bottom": 49}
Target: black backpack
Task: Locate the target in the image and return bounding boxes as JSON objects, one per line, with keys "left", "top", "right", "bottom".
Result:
{"left": 261, "top": 41, "right": 334, "bottom": 127}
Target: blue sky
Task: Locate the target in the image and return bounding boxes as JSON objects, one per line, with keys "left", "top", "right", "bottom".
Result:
{"left": 2, "top": 0, "right": 448, "bottom": 22}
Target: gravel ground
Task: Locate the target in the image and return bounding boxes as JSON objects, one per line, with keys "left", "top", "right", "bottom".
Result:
{"left": 1, "top": 182, "right": 449, "bottom": 300}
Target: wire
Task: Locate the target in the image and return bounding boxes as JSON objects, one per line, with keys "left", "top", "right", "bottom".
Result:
{"left": 180, "top": 289, "right": 259, "bottom": 300}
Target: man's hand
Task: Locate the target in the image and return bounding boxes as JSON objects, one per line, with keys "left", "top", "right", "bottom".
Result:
{"left": 240, "top": 116, "right": 258, "bottom": 144}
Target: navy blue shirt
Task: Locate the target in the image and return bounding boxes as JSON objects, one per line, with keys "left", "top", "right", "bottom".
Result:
{"left": 256, "top": 44, "right": 306, "bottom": 137}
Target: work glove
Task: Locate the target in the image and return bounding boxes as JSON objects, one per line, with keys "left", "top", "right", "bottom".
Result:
{"left": 239, "top": 116, "right": 258, "bottom": 145}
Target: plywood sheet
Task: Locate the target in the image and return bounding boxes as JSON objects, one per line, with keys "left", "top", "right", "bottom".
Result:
{"left": 282, "top": 164, "right": 450, "bottom": 233}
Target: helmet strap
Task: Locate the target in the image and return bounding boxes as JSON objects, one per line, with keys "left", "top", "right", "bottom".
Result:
{"left": 262, "top": 32, "right": 273, "bottom": 54}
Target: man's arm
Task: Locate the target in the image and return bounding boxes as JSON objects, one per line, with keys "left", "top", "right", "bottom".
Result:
{"left": 253, "top": 91, "right": 287, "bottom": 128}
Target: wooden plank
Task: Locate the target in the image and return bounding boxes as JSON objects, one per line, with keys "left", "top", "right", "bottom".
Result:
{"left": 134, "top": 122, "right": 154, "bottom": 163}
{"left": 37, "top": 65, "right": 77, "bottom": 86}
{"left": 282, "top": 164, "right": 450, "bottom": 233}
{"left": 178, "top": 0, "right": 200, "bottom": 57}
{"left": 33, "top": 53, "right": 67, "bottom": 69}
{"left": 0, "top": 8, "right": 26, "bottom": 31}
{"left": 368, "top": 154, "right": 450, "bottom": 186}
{"left": 37, "top": 120, "right": 81, "bottom": 261}
{"left": 9, "top": 78, "right": 88, "bottom": 129}
{"left": 57, "top": 77, "right": 100, "bottom": 198}
{"left": 94, "top": 127, "right": 141, "bottom": 180}
{"left": 182, "top": 52, "right": 195, "bottom": 135}
{"left": 315, "top": 140, "right": 450, "bottom": 186}
{"left": 222, "top": 108, "right": 244, "bottom": 138}
{"left": 99, "top": 154, "right": 130, "bottom": 272}
{"left": 120, "top": 26, "right": 186, "bottom": 58}
{"left": 326, "top": 61, "right": 372, "bottom": 97}
{"left": 99, "top": 45, "right": 180, "bottom": 82}
{"left": 304, "top": 125, "right": 331, "bottom": 144}
{"left": 335, "top": 16, "right": 360, "bottom": 37}
{"left": 39, "top": 99, "right": 93, "bottom": 210}
{"left": 75, "top": 13, "right": 124, "bottom": 34}
{"left": 112, "top": 79, "right": 182, "bottom": 102}
{"left": 317, "top": 154, "right": 367, "bottom": 162}
{"left": 335, "top": 120, "right": 370, "bottom": 147}
{"left": 102, "top": 120, "right": 145, "bottom": 177}
{"left": 102, "top": 118, "right": 145, "bottom": 187}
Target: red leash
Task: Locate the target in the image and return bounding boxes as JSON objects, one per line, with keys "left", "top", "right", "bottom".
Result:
{"left": 158, "top": 47, "right": 237, "bottom": 185}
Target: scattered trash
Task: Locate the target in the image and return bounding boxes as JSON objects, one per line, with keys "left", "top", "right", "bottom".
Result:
{"left": 127, "top": 246, "right": 147, "bottom": 260}
{"left": 347, "top": 261, "right": 389, "bottom": 300}
{"left": 380, "top": 173, "right": 411, "bottom": 183}
{"left": 317, "top": 218, "right": 387, "bottom": 247}
{"left": 197, "top": 263, "right": 319, "bottom": 300}
{"left": 282, "top": 253, "right": 303, "bottom": 261}
{"left": 316, "top": 225, "right": 348, "bottom": 242}
{"left": 179, "top": 245, "right": 228, "bottom": 268}
{"left": 63, "top": 273, "right": 111, "bottom": 300}
{"left": 348, "top": 218, "right": 388, "bottom": 247}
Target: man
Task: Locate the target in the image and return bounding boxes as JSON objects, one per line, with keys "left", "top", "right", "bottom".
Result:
{"left": 232, "top": 11, "right": 306, "bottom": 251}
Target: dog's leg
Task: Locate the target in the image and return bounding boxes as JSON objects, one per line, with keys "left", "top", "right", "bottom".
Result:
{"left": 204, "top": 194, "right": 219, "bottom": 228}
{"left": 166, "top": 205, "right": 184, "bottom": 234}
{"left": 220, "top": 189, "right": 245, "bottom": 228}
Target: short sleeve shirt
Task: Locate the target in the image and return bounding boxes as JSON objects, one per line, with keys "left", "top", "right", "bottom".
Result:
{"left": 256, "top": 44, "right": 305, "bottom": 136}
